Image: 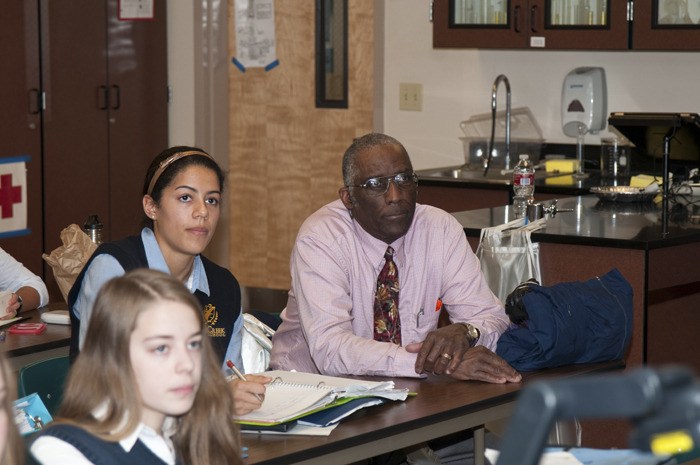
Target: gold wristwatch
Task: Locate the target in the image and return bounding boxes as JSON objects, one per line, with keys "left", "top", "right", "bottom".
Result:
{"left": 461, "top": 323, "right": 480, "bottom": 347}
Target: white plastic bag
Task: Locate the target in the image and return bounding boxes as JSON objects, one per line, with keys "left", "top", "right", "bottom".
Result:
{"left": 478, "top": 217, "right": 581, "bottom": 447}
{"left": 476, "top": 217, "right": 545, "bottom": 303}
{"left": 241, "top": 313, "right": 276, "bottom": 374}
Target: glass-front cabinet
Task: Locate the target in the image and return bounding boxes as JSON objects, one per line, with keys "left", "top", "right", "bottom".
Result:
{"left": 633, "top": 1, "right": 700, "bottom": 50}
{"left": 433, "top": 0, "right": 700, "bottom": 50}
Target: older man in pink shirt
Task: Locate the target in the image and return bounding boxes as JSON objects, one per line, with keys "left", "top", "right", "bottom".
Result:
{"left": 271, "top": 133, "right": 520, "bottom": 384}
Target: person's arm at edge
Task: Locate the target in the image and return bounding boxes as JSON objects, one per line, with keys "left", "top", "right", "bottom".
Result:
{"left": 0, "top": 247, "right": 49, "bottom": 314}
{"left": 15, "top": 286, "right": 42, "bottom": 313}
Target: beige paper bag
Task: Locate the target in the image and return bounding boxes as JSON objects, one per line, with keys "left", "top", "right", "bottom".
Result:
{"left": 42, "top": 225, "right": 97, "bottom": 302}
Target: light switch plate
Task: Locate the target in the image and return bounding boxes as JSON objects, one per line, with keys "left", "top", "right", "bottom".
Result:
{"left": 399, "top": 83, "right": 423, "bottom": 111}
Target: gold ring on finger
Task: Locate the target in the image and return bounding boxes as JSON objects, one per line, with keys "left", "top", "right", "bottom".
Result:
{"left": 441, "top": 352, "right": 452, "bottom": 361}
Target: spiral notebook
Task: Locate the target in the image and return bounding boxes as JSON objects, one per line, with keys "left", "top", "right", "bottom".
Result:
{"left": 235, "top": 370, "right": 409, "bottom": 426}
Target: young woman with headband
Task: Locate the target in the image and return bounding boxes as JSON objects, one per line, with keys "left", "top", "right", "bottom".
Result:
{"left": 68, "top": 146, "right": 268, "bottom": 415}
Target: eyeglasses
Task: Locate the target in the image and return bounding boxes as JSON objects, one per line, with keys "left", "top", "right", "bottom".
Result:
{"left": 348, "top": 171, "right": 418, "bottom": 196}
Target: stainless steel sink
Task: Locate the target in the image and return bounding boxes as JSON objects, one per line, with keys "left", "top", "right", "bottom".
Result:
{"left": 417, "top": 165, "right": 574, "bottom": 185}
{"left": 417, "top": 166, "right": 511, "bottom": 185}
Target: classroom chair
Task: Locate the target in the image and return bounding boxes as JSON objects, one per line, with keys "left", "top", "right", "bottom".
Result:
{"left": 17, "top": 355, "right": 70, "bottom": 417}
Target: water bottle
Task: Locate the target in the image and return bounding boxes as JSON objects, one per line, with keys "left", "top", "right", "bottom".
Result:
{"left": 84, "top": 214, "right": 103, "bottom": 244}
{"left": 512, "top": 154, "right": 535, "bottom": 218}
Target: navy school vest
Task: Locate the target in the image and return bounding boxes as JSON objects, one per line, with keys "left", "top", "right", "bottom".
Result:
{"left": 38, "top": 423, "right": 180, "bottom": 465}
{"left": 68, "top": 234, "right": 241, "bottom": 364}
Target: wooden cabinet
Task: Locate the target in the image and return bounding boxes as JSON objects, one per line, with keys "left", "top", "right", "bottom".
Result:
{"left": 41, "top": 0, "right": 168, "bottom": 250}
{"left": 418, "top": 184, "right": 509, "bottom": 212}
{"left": 433, "top": 0, "right": 628, "bottom": 50}
{"left": 433, "top": 0, "right": 700, "bottom": 50}
{"left": 1, "top": 1, "right": 168, "bottom": 297}
{"left": 0, "top": 1, "right": 43, "bottom": 275}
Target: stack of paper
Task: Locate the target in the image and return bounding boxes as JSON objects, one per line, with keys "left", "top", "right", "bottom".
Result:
{"left": 235, "top": 370, "right": 409, "bottom": 428}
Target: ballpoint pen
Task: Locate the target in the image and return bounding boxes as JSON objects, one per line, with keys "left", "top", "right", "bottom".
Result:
{"left": 226, "top": 359, "right": 264, "bottom": 402}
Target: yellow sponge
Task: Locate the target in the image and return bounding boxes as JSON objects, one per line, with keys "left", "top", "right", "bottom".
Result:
{"left": 630, "top": 174, "right": 663, "bottom": 188}
{"left": 545, "top": 159, "right": 579, "bottom": 174}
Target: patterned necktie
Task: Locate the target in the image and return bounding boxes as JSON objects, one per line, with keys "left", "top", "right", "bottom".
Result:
{"left": 373, "top": 246, "right": 401, "bottom": 345}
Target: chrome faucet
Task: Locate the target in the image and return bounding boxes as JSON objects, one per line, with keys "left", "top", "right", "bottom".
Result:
{"left": 484, "top": 74, "right": 511, "bottom": 176}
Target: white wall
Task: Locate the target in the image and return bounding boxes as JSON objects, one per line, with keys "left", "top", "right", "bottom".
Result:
{"left": 382, "top": 1, "right": 700, "bottom": 170}
{"left": 167, "top": 0, "right": 197, "bottom": 145}
{"left": 167, "top": 0, "right": 230, "bottom": 267}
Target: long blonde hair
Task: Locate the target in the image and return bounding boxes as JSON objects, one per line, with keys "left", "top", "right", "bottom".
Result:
{"left": 58, "top": 269, "right": 241, "bottom": 465}
{"left": 0, "top": 354, "right": 23, "bottom": 465}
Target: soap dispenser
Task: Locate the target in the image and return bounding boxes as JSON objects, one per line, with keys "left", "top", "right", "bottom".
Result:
{"left": 561, "top": 67, "right": 607, "bottom": 137}
{"left": 561, "top": 67, "right": 607, "bottom": 178}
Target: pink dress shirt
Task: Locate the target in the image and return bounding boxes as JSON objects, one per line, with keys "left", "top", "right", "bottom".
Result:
{"left": 270, "top": 200, "right": 509, "bottom": 377}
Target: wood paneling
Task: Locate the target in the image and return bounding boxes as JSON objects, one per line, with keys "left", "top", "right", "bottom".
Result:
{"left": 228, "top": 1, "right": 374, "bottom": 289}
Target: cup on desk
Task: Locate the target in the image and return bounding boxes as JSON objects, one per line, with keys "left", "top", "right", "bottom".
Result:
{"left": 600, "top": 137, "right": 631, "bottom": 185}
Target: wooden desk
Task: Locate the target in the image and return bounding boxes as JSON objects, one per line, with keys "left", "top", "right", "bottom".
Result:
{"left": 1, "top": 306, "right": 71, "bottom": 371}
{"left": 243, "top": 361, "right": 623, "bottom": 465}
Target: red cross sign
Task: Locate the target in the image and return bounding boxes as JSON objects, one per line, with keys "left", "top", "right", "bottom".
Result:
{"left": 0, "top": 173, "right": 22, "bottom": 219}
{"left": 0, "top": 157, "right": 29, "bottom": 237}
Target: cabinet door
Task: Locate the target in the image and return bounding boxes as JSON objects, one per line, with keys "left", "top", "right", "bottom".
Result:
{"left": 41, "top": 0, "right": 111, "bottom": 258}
{"left": 434, "top": 0, "right": 530, "bottom": 48}
{"left": 531, "top": 0, "right": 629, "bottom": 50}
{"left": 105, "top": 0, "right": 168, "bottom": 241}
{"left": 632, "top": 1, "right": 700, "bottom": 50}
{"left": 0, "top": 0, "right": 45, "bottom": 276}
{"left": 434, "top": 0, "right": 629, "bottom": 49}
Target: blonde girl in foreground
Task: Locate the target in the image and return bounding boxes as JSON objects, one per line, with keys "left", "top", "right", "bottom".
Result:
{"left": 31, "top": 269, "right": 241, "bottom": 465}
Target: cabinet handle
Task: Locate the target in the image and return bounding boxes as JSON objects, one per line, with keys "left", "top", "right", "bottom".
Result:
{"left": 110, "top": 85, "right": 121, "bottom": 110}
{"left": 530, "top": 5, "right": 538, "bottom": 33}
{"left": 28, "top": 88, "right": 41, "bottom": 115}
{"left": 97, "top": 85, "right": 109, "bottom": 110}
{"left": 514, "top": 5, "right": 521, "bottom": 33}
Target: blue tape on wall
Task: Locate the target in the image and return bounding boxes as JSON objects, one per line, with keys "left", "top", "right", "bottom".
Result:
{"left": 232, "top": 57, "right": 246, "bottom": 73}
{"left": 264, "top": 59, "right": 279, "bottom": 72}
{"left": 231, "top": 57, "right": 279, "bottom": 73}
{"left": 0, "top": 154, "right": 31, "bottom": 165}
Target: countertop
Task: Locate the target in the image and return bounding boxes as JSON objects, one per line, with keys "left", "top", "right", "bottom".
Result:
{"left": 452, "top": 195, "right": 700, "bottom": 250}
{"left": 416, "top": 165, "right": 600, "bottom": 196}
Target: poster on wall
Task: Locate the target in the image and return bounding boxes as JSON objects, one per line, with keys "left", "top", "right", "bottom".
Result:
{"left": 118, "top": 0, "right": 155, "bottom": 21}
{"left": 0, "top": 156, "right": 29, "bottom": 239}
{"left": 232, "top": 0, "right": 279, "bottom": 72}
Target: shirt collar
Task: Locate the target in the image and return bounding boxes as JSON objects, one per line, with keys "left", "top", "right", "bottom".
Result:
{"left": 350, "top": 218, "right": 406, "bottom": 269}
{"left": 118, "top": 422, "right": 146, "bottom": 452}
{"left": 141, "top": 228, "right": 211, "bottom": 296}
{"left": 91, "top": 402, "right": 177, "bottom": 456}
{"left": 119, "top": 419, "right": 177, "bottom": 452}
